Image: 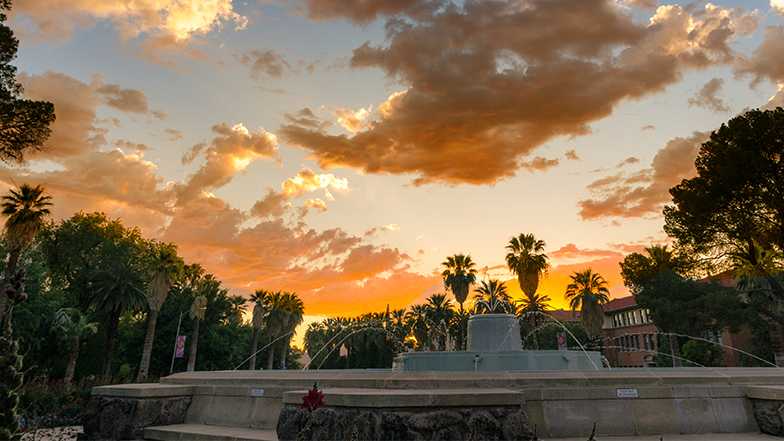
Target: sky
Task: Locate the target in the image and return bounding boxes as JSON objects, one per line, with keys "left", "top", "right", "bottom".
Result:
{"left": 3, "top": 0, "right": 784, "bottom": 337}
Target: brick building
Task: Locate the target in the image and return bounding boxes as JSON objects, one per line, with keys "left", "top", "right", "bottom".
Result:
{"left": 599, "top": 294, "right": 756, "bottom": 368}
{"left": 601, "top": 296, "right": 659, "bottom": 367}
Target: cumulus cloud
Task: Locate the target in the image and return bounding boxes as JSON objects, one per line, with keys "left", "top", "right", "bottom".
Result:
{"left": 281, "top": 0, "right": 758, "bottom": 185}
{"left": 335, "top": 106, "right": 372, "bottom": 133}
{"left": 520, "top": 157, "right": 560, "bottom": 172}
{"left": 773, "top": 0, "right": 784, "bottom": 15}
{"left": 237, "top": 49, "right": 291, "bottom": 80}
{"left": 11, "top": 0, "right": 247, "bottom": 42}
{"left": 688, "top": 78, "right": 729, "bottom": 112}
{"left": 617, "top": 157, "right": 640, "bottom": 167}
{"left": 736, "top": 26, "right": 784, "bottom": 109}
{"left": 96, "top": 83, "right": 151, "bottom": 114}
{"left": 281, "top": 168, "right": 349, "bottom": 199}
{"left": 303, "top": 0, "right": 434, "bottom": 24}
{"left": 178, "top": 123, "right": 279, "bottom": 201}
{"left": 578, "top": 132, "right": 709, "bottom": 219}
{"left": 6, "top": 71, "right": 430, "bottom": 316}
{"left": 164, "top": 128, "right": 184, "bottom": 141}
{"left": 18, "top": 72, "right": 104, "bottom": 159}
{"left": 550, "top": 243, "right": 623, "bottom": 261}
{"left": 250, "top": 168, "right": 350, "bottom": 220}
{"left": 621, "top": 0, "right": 657, "bottom": 9}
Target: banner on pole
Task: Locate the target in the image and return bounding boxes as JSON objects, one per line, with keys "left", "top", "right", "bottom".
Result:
{"left": 557, "top": 332, "right": 567, "bottom": 351}
{"left": 175, "top": 335, "right": 187, "bottom": 358}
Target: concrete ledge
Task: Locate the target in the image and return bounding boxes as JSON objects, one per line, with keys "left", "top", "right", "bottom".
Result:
{"left": 747, "top": 385, "right": 784, "bottom": 401}
{"left": 524, "top": 385, "right": 747, "bottom": 401}
{"left": 92, "top": 383, "right": 193, "bottom": 398}
{"left": 282, "top": 387, "right": 523, "bottom": 408}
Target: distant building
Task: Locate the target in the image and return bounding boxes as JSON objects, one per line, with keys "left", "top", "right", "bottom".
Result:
{"left": 601, "top": 296, "right": 659, "bottom": 367}
{"left": 600, "top": 293, "right": 755, "bottom": 368}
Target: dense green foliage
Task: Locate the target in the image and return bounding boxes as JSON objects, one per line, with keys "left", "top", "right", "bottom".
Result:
{"left": 1, "top": 211, "right": 304, "bottom": 389}
{"left": 0, "top": 334, "right": 23, "bottom": 439}
{"left": 0, "top": 1, "right": 55, "bottom": 162}
{"left": 664, "top": 108, "right": 784, "bottom": 289}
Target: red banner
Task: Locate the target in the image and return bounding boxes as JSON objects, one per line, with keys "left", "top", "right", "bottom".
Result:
{"left": 175, "top": 335, "right": 187, "bottom": 358}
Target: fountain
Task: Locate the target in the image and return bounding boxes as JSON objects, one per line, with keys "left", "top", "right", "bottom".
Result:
{"left": 392, "top": 313, "right": 602, "bottom": 371}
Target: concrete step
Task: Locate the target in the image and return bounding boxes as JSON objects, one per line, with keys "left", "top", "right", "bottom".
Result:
{"left": 144, "top": 424, "right": 277, "bottom": 441}
{"left": 547, "top": 434, "right": 778, "bottom": 441}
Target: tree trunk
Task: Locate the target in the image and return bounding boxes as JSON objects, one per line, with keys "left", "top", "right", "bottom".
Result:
{"left": 249, "top": 328, "right": 259, "bottom": 370}
{"left": 64, "top": 336, "right": 80, "bottom": 386}
{"left": 266, "top": 337, "right": 275, "bottom": 370}
{"left": 187, "top": 319, "right": 200, "bottom": 372}
{"left": 137, "top": 308, "right": 159, "bottom": 382}
{"left": 102, "top": 311, "right": 119, "bottom": 381}
{"left": 279, "top": 335, "right": 290, "bottom": 369}
{"left": 669, "top": 334, "right": 682, "bottom": 367}
{"left": 0, "top": 248, "right": 21, "bottom": 331}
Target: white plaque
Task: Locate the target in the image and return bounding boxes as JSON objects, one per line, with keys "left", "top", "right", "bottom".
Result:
{"left": 250, "top": 388, "right": 265, "bottom": 397}
{"left": 616, "top": 388, "right": 639, "bottom": 399}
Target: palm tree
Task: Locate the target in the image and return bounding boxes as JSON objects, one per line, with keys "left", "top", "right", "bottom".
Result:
{"left": 0, "top": 184, "right": 51, "bottom": 328}
{"left": 731, "top": 240, "right": 784, "bottom": 300}
{"left": 248, "top": 289, "right": 270, "bottom": 370}
{"left": 187, "top": 294, "right": 207, "bottom": 372}
{"left": 565, "top": 269, "right": 610, "bottom": 338}
{"left": 278, "top": 292, "right": 304, "bottom": 369}
{"left": 53, "top": 308, "right": 98, "bottom": 386}
{"left": 505, "top": 233, "right": 549, "bottom": 300}
{"left": 90, "top": 261, "right": 146, "bottom": 380}
{"left": 406, "top": 304, "right": 430, "bottom": 351}
{"left": 515, "top": 292, "right": 552, "bottom": 317}
{"left": 473, "top": 279, "right": 513, "bottom": 314}
{"left": 441, "top": 254, "right": 477, "bottom": 312}
{"left": 137, "top": 242, "right": 183, "bottom": 382}
{"left": 425, "top": 293, "right": 454, "bottom": 351}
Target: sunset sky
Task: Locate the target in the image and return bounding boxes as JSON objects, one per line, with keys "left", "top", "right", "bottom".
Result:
{"left": 3, "top": 0, "right": 784, "bottom": 333}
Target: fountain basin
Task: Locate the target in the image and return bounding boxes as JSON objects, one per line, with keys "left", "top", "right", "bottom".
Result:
{"left": 467, "top": 313, "right": 522, "bottom": 352}
{"left": 392, "top": 349, "right": 602, "bottom": 371}
{"left": 394, "top": 313, "right": 602, "bottom": 371}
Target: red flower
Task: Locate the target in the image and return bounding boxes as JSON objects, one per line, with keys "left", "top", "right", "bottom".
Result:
{"left": 301, "top": 383, "right": 325, "bottom": 411}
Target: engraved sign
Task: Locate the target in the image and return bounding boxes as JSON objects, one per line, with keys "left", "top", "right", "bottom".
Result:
{"left": 616, "top": 388, "right": 639, "bottom": 399}
{"left": 250, "top": 388, "right": 265, "bottom": 397}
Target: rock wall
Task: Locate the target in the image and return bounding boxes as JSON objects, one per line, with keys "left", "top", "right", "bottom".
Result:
{"left": 78, "top": 395, "right": 191, "bottom": 440}
{"left": 277, "top": 405, "right": 537, "bottom": 441}
{"left": 752, "top": 399, "right": 784, "bottom": 437}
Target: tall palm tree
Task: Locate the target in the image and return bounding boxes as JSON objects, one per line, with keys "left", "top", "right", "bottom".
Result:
{"left": 474, "top": 279, "right": 513, "bottom": 314}
{"left": 248, "top": 289, "right": 270, "bottom": 370}
{"left": 187, "top": 294, "right": 207, "bottom": 372}
{"left": 278, "top": 292, "right": 304, "bottom": 369}
{"left": 505, "top": 233, "right": 549, "bottom": 301}
{"left": 0, "top": 184, "right": 51, "bottom": 328}
{"left": 425, "top": 293, "right": 454, "bottom": 351}
{"left": 565, "top": 269, "right": 610, "bottom": 337}
{"left": 441, "top": 254, "right": 477, "bottom": 312}
{"left": 53, "top": 308, "right": 98, "bottom": 386}
{"left": 137, "top": 242, "right": 183, "bottom": 382}
{"left": 90, "top": 261, "right": 146, "bottom": 380}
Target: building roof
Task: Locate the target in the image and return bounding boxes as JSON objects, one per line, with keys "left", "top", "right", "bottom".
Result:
{"left": 548, "top": 309, "right": 580, "bottom": 322}
{"left": 602, "top": 296, "right": 637, "bottom": 313}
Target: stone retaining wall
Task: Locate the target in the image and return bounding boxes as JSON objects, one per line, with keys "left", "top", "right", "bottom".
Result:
{"left": 276, "top": 405, "right": 536, "bottom": 441}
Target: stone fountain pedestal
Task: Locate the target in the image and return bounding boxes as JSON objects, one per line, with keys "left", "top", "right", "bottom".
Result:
{"left": 393, "top": 313, "right": 602, "bottom": 371}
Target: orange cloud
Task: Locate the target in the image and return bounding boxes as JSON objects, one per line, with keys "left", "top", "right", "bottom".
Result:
{"left": 281, "top": 1, "right": 757, "bottom": 186}
{"left": 578, "top": 131, "right": 709, "bottom": 219}
{"left": 688, "top": 78, "right": 729, "bottom": 113}
{"left": 12, "top": 0, "right": 246, "bottom": 41}
{"left": 178, "top": 123, "right": 278, "bottom": 202}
